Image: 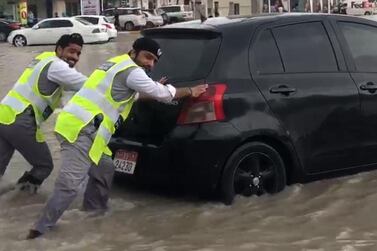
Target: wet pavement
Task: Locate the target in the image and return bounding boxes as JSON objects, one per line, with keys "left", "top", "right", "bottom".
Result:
{"left": 1, "top": 33, "right": 377, "bottom": 251}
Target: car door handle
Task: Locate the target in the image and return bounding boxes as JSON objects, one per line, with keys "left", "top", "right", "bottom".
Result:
{"left": 360, "top": 82, "right": 377, "bottom": 93}
{"left": 269, "top": 85, "right": 296, "bottom": 96}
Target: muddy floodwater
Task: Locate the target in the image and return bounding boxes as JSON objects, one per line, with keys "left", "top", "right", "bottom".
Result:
{"left": 1, "top": 33, "right": 377, "bottom": 251}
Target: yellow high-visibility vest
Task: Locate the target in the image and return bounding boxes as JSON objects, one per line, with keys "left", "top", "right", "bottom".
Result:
{"left": 55, "top": 54, "right": 137, "bottom": 165}
{"left": 0, "top": 52, "right": 62, "bottom": 142}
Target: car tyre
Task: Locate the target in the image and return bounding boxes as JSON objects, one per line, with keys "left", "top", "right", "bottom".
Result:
{"left": 13, "top": 35, "right": 27, "bottom": 47}
{"left": 146, "top": 21, "right": 154, "bottom": 28}
{"left": 221, "top": 142, "right": 286, "bottom": 205}
{"left": 0, "top": 32, "right": 6, "bottom": 42}
{"left": 124, "top": 22, "right": 135, "bottom": 31}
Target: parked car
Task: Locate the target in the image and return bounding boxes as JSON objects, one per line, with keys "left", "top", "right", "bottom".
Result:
{"left": 0, "top": 19, "right": 21, "bottom": 42}
{"left": 109, "top": 14, "right": 377, "bottom": 204}
{"left": 143, "top": 11, "right": 164, "bottom": 28}
{"left": 7, "top": 17, "right": 108, "bottom": 47}
{"left": 75, "top": 15, "right": 117, "bottom": 40}
{"left": 102, "top": 7, "right": 146, "bottom": 31}
{"left": 157, "top": 5, "right": 194, "bottom": 23}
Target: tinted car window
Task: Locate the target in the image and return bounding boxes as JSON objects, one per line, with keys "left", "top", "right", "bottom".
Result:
{"left": 75, "top": 17, "right": 93, "bottom": 25}
{"left": 80, "top": 16, "right": 99, "bottom": 24}
{"left": 273, "top": 22, "right": 338, "bottom": 72}
{"left": 51, "top": 20, "right": 73, "bottom": 28}
{"left": 160, "top": 6, "right": 181, "bottom": 12}
{"left": 339, "top": 22, "right": 377, "bottom": 72}
{"left": 251, "top": 29, "right": 283, "bottom": 74}
{"left": 149, "top": 34, "right": 221, "bottom": 82}
{"left": 0, "top": 21, "right": 6, "bottom": 27}
{"left": 38, "top": 20, "right": 53, "bottom": 28}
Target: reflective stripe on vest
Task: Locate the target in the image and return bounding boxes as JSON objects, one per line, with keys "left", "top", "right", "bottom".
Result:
{"left": 1, "top": 95, "right": 26, "bottom": 113}
{"left": 12, "top": 56, "right": 57, "bottom": 121}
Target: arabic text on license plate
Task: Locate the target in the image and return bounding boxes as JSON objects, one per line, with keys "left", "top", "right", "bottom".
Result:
{"left": 114, "top": 150, "right": 138, "bottom": 174}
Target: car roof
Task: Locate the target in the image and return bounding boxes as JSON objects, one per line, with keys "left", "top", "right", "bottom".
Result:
{"left": 150, "top": 13, "right": 362, "bottom": 31}
{"left": 104, "top": 7, "right": 140, "bottom": 10}
{"left": 40, "top": 17, "right": 76, "bottom": 21}
{"left": 76, "top": 15, "right": 106, "bottom": 18}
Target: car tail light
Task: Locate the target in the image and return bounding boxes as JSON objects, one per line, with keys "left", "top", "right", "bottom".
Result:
{"left": 177, "top": 84, "right": 226, "bottom": 125}
{"left": 9, "top": 23, "right": 20, "bottom": 29}
{"left": 102, "top": 23, "right": 112, "bottom": 29}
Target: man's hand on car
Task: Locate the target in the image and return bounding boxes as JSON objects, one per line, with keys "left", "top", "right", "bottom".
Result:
{"left": 158, "top": 76, "right": 168, "bottom": 85}
{"left": 190, "top": 84, "right": 208, "bottom": 97}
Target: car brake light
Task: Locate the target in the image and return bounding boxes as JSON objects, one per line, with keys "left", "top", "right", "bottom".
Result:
{"left": 102, "top": 23, "right": 112, "bottom": 29}
{"left": 9, "top": 23, "right": 20, "bottom": 29}
{"left": 177, "top": 83, "right": 226, "bottom": 125}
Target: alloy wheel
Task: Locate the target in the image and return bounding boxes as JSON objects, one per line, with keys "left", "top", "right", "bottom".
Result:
{"left": 14, "top": 35, "right": 26, "bottom": 47}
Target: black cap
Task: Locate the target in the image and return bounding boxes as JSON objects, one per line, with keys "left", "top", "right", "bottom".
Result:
{"left": 132, "top": 37, "right": 162, "bottom": 59}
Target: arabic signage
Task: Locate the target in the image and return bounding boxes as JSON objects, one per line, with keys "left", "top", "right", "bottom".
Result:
{"left": 80, "top": 0, "right": 100, "bottom": 15}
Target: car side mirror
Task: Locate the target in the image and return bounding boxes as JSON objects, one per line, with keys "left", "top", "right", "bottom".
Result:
{"left": 32, "top": 24, "right": 39, "bottom": 29}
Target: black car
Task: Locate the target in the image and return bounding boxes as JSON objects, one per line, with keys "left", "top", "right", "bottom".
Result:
{"left": 0, "top": 19, "right": 20, "bottom": 42}
{"left": 109, "top": 14, "right": 377, "bottom": 204}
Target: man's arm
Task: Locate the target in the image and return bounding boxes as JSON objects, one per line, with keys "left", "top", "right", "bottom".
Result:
{"left": 47, "top": 59, "right": 87, "bottom": 91}
{"left": 128, "top": 68, "right": 207, "bottom": 102}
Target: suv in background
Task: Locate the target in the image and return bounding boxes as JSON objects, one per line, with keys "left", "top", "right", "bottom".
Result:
{"left": 102, "top": 7, "right": 146, "bottom": 30}
{"left": 110, "top": 14, "right": 377, "bottom": 204}
{"left": 157, "top": 5, "right": 193, "bottom": 23}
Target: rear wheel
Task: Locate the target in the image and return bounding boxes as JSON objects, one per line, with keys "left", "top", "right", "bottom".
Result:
{"left": 221, "top": 142, "right": 286, "bottom": 205}
{"left": 0, "top": 32, "right": 6, "bottom": 42}
{"left": 13, "top": 35, "right": 27, "bottom": 47}
{"left": 124, "top": 22, "right": 135, "bottom": 31}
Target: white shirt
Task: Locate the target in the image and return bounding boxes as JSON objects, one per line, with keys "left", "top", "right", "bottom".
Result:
{"left": 126, "top": 67, "right": 176, "bottom": 102}
{"left": 47, "top": 59, "right": 87, "bottom": 91}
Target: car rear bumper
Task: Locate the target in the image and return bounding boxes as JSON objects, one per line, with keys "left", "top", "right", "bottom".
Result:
{"left": 85, "top": 33, "right": 109, "bottom": 43}
{"left": 108, "top": 29, "right": 118, "bottom": 38}
{"left": 109, "top": 122, "right": 241, "bottom": 193}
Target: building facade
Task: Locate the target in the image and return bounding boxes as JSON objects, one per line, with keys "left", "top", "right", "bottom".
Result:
{"left": 0, "top": 0, "right": 342, "bottom": 23}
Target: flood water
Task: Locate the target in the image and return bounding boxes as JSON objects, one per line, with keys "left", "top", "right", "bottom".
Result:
{"left": 1, "top": 33, "right": 377, "bottom": 251}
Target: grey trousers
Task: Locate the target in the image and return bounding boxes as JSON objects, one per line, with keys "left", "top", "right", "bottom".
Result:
{"left": 33, "top": 123, "right": 115, "bottom": 234}
{"left": 0, "top": 107, "right": 53, "bottom": 182}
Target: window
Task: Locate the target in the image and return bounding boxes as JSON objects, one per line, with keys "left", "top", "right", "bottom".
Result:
{"left": 80, "top": 16, "right": 99, "bottom": 24}
{"left": 339, "top": 22, "right": 377, "bottom": 72}
{"left": 38, "top": 20, "right": 53, "bottom": 28}
{"left": 75, "top": 18, "right": 92, "bottom": 25}
{"left": 149, "top": 34, "right": 221, "bottom": 82}
{"left": 234, "top": 3, "right": 240, "bottom": 15}
{"left": 273, "top": 22, "right": 338, "bottom": 72}
{"left": 51, "top": 20, "right": 73, "bottom": 28}
{"left": 251, "top": 29, "right": 283, "bottom": 74}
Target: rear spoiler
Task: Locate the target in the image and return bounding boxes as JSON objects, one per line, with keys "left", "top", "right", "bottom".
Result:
{"left": 142, "top": 27, "right": 221, "bottom": 39}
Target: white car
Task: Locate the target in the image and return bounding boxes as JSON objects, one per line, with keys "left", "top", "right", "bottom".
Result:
{"left": 7, "top": 17, "right": 109, "bottom": 47}
{"left": 75, "top": 15, "right": 117, "bottom": 40}
{"left": 102, "top": 7, "right": 146, "bottom": 31}
{"left": 143, "top": 11, "right": 164, "bottom": 28}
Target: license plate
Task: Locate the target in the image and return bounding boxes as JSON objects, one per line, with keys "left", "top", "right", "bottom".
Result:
{"left": 113, "top": 150, "right": 138, "bottom": 174}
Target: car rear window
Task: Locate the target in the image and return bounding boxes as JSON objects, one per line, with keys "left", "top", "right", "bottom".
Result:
{"left": 148, "top": 33, "right": 221, "bottom": 82}
{"left": 104, "top": 17, "right": 112, "bottom": 23}
{"left": 160, "top": 6, "right": 181, "bottom": 12}
{"left": 75, "top": 17, "right": 92, "bottom": 25}
{"left": 80, "top": 16, "right": 99, "bottom": 24}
